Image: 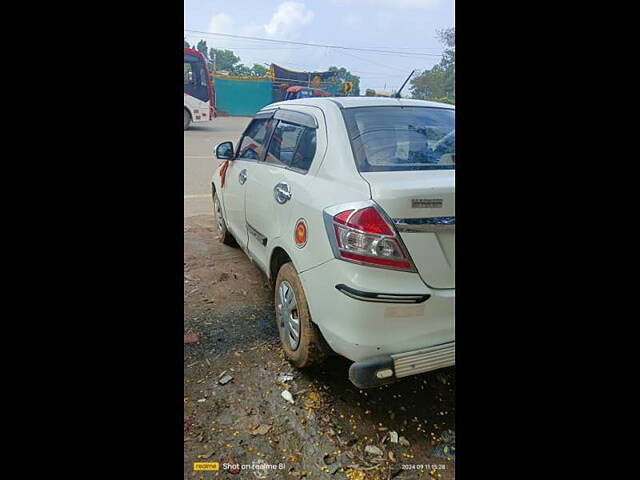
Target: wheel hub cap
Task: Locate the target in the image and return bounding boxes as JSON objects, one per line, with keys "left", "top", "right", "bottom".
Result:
{"left": 214, "top": 198, "right": 224, "bottom": 233}
{"left": 278, "top": 281, "right": 300, "bottom": 350}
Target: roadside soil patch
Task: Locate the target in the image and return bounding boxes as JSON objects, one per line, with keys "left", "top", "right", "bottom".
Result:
{"left": 184, "top": 215, "right": 455, "bottom": 479}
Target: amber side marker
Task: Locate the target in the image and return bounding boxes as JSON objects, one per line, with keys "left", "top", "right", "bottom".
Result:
{"left": 295, "top": 219, "right": 307, "bottom": 247}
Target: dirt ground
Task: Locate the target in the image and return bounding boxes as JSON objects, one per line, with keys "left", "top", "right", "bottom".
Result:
{"left": 184, "top": 214, "right": 455, "bottom": 479}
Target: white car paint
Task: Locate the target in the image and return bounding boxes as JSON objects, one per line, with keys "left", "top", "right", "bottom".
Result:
{"left": 212, "top": 97, "right": 455, "bottom": 386}
{"left": 363, "top": 170, "right": 455, "bottom": 288}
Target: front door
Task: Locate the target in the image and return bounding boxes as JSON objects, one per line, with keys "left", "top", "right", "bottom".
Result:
{"left": 220, "top": 159, "right": 249, "bottom": 250}
{"left": 221, "top": 115, "right": 275, "bottom": 250}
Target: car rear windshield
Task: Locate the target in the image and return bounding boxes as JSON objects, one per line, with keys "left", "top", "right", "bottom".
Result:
{"left": 342, "top": 106, "right": 455, "bottom": 172}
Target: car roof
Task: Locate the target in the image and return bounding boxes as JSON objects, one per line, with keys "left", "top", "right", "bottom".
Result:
{"left": 264, "top": 96, "right": 454, "bottom": 111}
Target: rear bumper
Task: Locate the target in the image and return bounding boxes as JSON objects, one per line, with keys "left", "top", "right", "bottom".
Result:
{"left": 349, "top": 341, "right": 456, "bottom": 388}
{"left": 299, "top": 258, "right": 455, "bottom": 365}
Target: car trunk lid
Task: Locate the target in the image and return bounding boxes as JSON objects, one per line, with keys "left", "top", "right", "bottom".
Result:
{"left": 361, "top": 170, "right": 455, "bottom": 289}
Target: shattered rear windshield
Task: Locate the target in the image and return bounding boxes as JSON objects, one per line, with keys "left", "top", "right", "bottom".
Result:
{"left": 342, "top": 106, "right": 455, "bottom": 172}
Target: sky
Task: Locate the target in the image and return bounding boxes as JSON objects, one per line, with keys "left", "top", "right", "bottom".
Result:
{"left": 184, "top": 0, "right": 455, "bottom": 92}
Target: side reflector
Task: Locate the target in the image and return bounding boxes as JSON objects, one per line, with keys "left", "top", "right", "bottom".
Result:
{"left": 295, "top": 219, "right": 307, "bottom": 248}
{"left": 376, "top": 369, "right": 394, "bottom": 379}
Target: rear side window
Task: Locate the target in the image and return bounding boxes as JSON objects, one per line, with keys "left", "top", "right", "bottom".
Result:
{"left": 342, "top": 106, "right": 455, "bottom": 172}
{"left": 265, "top": 120, "right": 316, "bottom": 173}
{"left": 237, "top": 118, "right": 273, "bottom": 160}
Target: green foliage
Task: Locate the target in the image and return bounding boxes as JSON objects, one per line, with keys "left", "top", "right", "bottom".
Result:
{"left": 230, "top": 64, "right": 251, "bottom": 76}
{"left": 410, "top": 27, "right": 455, "bottom": 102}
{"left": 250, "top": 64, "right": 269, "bottom": 77}
{"left": 411, "top": 68, "right": 453, "bottom": 99}
{"left": 209, "top": 48, "right": 241, "bottom": 72}
{"left": 328, "top": 66, "right": 361, "bottom": 96}
{"left": 431, "top": 96, "right": 454, "bottom": 105}
{"left": 196, "top": 40, "right": 209, "bottom": 58}
{"left": 438, "top": 27, "right": 455, "bottom": 71}
{"left": 224, "top": 63, "right": 268, "bottom": 77}
{"left": 365, "top": 88, "right": 376, "bottom": 97}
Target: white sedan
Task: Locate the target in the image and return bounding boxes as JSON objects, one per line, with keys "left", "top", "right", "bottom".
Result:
{"left": 211, "top": 97, "right": 454, "bottom": 388}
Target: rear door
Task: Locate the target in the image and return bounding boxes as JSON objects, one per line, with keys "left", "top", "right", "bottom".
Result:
{"left": 342, "top": 105, "right": 455, "bottom": 289}
{"left": 245, "top": 109, "right": 320, "bottom": 272}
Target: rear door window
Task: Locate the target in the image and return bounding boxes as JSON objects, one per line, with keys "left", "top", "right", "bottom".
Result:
{"left": 265, "top": 120, "right": 316, "bottom": 173}
{"left": 290, "top": 128, "right": 316, "bottom": 172}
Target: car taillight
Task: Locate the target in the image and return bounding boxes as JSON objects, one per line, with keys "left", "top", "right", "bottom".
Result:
{"left": 327, "top": 205, "right": 415, "bottom": 271}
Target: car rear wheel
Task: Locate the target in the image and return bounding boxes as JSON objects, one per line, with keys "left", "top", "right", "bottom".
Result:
{"left": 274, "top": 262, "right": 329, "bottom": 368}
{"left": 184, "top": 109, "right": 191, "bottom": 130}
{"left": 213, "top": 191, "right": 235, "bottom": 246}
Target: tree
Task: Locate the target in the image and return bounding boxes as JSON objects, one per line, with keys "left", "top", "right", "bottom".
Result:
{"left": 230, "top": 64, "right": 252, "bottom": 76}
{"left": 437, "top": 27, "right": 455, "bottom": 72}
{"left": 328, "top": 66, "right": 361, "bottom": 96}
{"left": 184, "top": 38, "right": 190, "bottom": 48}
{"left": 225, "top": 63, "right": 268, "bottom": 77}
{"left": 250, "top": 64, "right": 268, "bottom": 77}
{"left": 410, "top": 27, "right": 455, "bottom": 103}
{"left": 196, "top": 40, "right": 209, "bottom": 59}
{"left": 208, "top": 48, "right": 241, "bottom": 72}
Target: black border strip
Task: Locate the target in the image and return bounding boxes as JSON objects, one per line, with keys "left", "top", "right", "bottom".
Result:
{"left": 335, "top": 284, "right": 430, "bottom": 304}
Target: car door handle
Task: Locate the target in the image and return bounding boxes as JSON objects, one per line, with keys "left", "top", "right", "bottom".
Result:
{"left": 239, "top": 169, "right": 247, "bottom": 185}
{"left": 273, "top": 182, "right": 292, "bottom": 204}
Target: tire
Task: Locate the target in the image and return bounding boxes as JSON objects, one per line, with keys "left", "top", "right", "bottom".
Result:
{"left": 274, "top": 262, "right": 329, "bottom": 368}
{"left": 213, "top": 191, "right": 235, "bottom": 246}
{"left": 184, "top": 109, "right": 191, "bottom": 130}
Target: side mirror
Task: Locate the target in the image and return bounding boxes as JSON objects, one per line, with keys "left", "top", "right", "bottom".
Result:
{"left": 215, "top": 141, "right": 234, "bottom": 160}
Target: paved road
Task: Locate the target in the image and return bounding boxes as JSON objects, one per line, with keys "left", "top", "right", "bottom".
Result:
{"left": 184, "top": 117, "right": 251, "bottom": 218}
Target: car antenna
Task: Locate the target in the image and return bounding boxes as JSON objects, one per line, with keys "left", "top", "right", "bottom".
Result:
{"left": 394, "top": 70, "right": 416, "bottom": 98}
